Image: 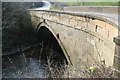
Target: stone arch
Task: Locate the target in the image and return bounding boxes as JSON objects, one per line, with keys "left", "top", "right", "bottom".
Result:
{"left": 36, "top": 22, "right": 72, "bottom": 65}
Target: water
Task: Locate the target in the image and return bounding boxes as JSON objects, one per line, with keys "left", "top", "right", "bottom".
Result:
{"left": 2, "top": 43, "right": 67, "bottom": 78}
{"left": 2, "top": 54, "right": 48, "bottom": 78}
{"left": 2, "top": 26, "right": 68, "bottom": 78}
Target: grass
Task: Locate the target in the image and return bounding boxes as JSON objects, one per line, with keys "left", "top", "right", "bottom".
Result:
{"left": 60, "top": 0, "right": 119, "bottom": 2}
{"left": 50, "top": 2, "right": 120, "bottom": 10}
{"left": 63, "top": 2, "right": 119, "bottom": 6}
{"left": 50, "top": 5, "right": 63, "bottom": 10}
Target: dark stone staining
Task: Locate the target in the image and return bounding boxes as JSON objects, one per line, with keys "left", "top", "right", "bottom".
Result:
{"left": 113, "top": 36, "right": 120, "bottom": 45}
{"left": 95, "top": 25, "right": 98, "bottom": 32}
{"left": 56, "top": 33, "right": 59, "bottom": 39}
{"left": 68, "top": 31, "right": 73, "bottom": 36}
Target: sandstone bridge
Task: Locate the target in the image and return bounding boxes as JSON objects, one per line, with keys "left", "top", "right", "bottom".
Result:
{"left": 28, "top": 7, "right": 120, "bottom": 77}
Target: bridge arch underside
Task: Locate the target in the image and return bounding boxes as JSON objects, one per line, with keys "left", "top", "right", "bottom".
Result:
{"left": 37, "top": 25, "right": 68, "bottom": 66}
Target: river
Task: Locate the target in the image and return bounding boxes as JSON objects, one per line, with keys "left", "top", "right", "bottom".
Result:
{"left": 2, "top": 50, "right": 48, "bottom": 78}
{"left": 2, "top": 39, "right": 67, "bottom": 78}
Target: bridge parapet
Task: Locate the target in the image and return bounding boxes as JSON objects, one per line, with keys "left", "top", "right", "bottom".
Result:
{"left": 29, "top": 10, "right": 118, "bottom": 44}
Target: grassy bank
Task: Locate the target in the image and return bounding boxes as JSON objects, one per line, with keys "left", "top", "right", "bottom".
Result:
{"left": 50, "top": 2, "right": 120, "bottom": 10}
{"left": 63, "top": 2, "right": 119, "bottom": 6}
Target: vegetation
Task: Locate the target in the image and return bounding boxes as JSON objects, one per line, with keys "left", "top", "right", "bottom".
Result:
{"left": 50, "top": 5, "right": 63, "bottom": 10}
{"left": 50, "top": 2, "right": 120, "bottom": 10}
{"left": 63, "top": 2, "right": 119, "bottom": 6}
{"left": 2, "top": 2, "right": 39, "bottom": 53}
{"left": 42, "top": 49, "right": 116, "bottom": 78}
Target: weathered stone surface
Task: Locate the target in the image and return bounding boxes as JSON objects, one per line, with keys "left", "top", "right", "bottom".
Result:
{"left": 29, "top": 10, "right": 119, "bottom": 77}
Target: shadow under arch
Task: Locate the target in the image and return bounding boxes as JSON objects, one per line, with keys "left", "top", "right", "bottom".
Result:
{"left": 36, "top": 22, "right": 72, "bottom": 66}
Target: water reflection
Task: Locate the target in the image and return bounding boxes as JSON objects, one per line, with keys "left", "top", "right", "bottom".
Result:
{"left": 2, "top": 54, "right": 47, "bottom": 78}
{"left": 2, "top": 41, "right": 67, "bottom": 78}
{"left": 2, "top": 26, "right": 67, "bottom": 78}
